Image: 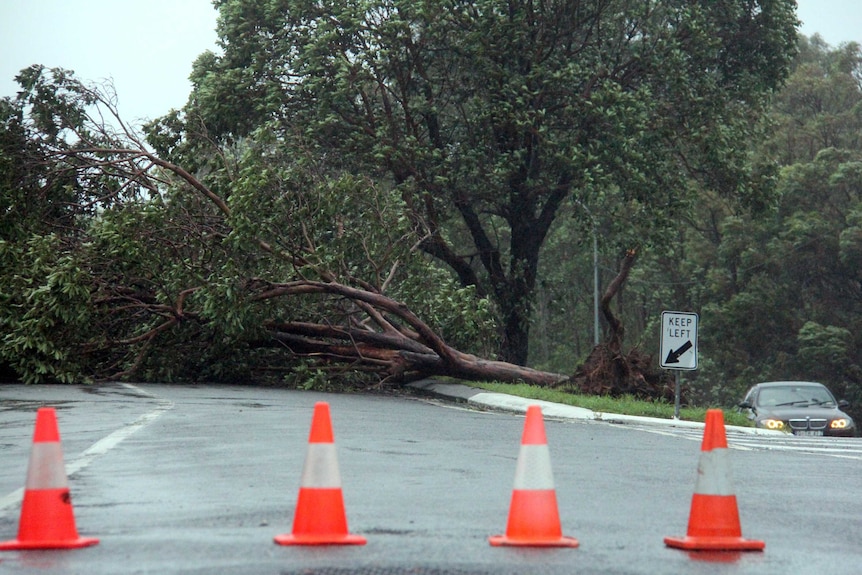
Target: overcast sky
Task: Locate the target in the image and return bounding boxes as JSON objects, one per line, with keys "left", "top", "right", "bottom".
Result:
{"left": 0, "top": 0, "right": 219, "bottom": 125}
{"left": 1, "top": 0, "right": 860, "bottom": 127}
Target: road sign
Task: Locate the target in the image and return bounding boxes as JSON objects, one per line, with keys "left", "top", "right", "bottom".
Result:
{"left": 660, "top": 311, "right": 698, "bottom": 370}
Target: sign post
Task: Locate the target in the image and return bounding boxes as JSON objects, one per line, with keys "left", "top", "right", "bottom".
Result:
{"left": 660, "top": 311, "right": 699, "bottom": 419}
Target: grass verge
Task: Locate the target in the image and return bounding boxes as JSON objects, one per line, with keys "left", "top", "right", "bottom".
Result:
{"left": 469, "top": 381, "right": 752, "bottom": 427}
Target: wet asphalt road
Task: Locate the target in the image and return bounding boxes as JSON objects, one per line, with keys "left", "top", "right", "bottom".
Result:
{"left": 0, "top": 383, "right": 860, "bottom": 574}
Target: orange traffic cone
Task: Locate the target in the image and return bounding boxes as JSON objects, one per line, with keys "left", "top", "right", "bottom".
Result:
{"left": 274, "top": 402, "right": 366, "bottom": 546}
{"left": 664, "top": 409, "right": 764, "bottom": 552}
{"left": 489, "top": 405, "right": 579, "bottom": 547}
{"left": 0, "top": 408, "right": 99, "bottom": 550}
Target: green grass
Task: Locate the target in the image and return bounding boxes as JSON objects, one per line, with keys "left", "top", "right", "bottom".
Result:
{"left": 468, "top": 381, "right": 752, "bottom": 427}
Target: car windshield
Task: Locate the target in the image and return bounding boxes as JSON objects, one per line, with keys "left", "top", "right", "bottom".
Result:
{"left": 756, "top": 385, "right": 835, "bottom": 407}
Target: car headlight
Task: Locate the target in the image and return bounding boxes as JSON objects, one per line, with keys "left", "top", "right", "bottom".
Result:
{"left": 830, "top": 418, "right": 850, "bottom": 429}
{"left": 762, "top": 419, "right": 785, "bottom": 430}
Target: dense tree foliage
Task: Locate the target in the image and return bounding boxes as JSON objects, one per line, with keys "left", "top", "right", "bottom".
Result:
{"left": 0, "top": 69, "right": 107, "bottom": 382}
{"left": 560, "top": 36, "right": 862, "bottom": 419}
{"left": 0, "top": 66, "right": 548, "bottom": 387}
{"left": 152, "top": 0, "right": 798, "bottom": 365}
{"left": 694, "top": 39, "right": 862, "bottom": 422}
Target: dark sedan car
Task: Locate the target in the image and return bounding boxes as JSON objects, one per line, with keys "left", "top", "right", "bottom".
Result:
{"left": 739, "top": 381, "right": 856, "bottom": 437}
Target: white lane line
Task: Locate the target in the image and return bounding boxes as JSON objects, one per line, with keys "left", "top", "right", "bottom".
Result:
{"left": 631, "top": 424, "right": 862, "bottom": 459}
{"left": 729, "top": 442, "right": 862, "bottom": 460}
{"left": 0, "top": 384, "right": 173, "bottom": 513}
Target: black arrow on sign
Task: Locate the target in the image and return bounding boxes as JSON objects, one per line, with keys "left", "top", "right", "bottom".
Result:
{"left": 665, "top": 340, "right": 693, "bottom": 364}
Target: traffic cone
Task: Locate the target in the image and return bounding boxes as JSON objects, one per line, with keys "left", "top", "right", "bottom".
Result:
{"left": 664, "top": 409, "right": 764, "bottom": 552}
{"left": 0, "top": 408, "right": 99, "bottom": 550}
{"left": 274, "top": 402, "right": 366, "bottom": 546}
{"left": 489, "top": 405, "right": 579, "bottom": 547}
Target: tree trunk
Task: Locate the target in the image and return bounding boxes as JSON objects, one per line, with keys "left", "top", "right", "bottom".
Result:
{"left": 250, "top": 280, "right": 568, "bottom": 387}
{"left": 567, "top": 249, "right": 674, "bottom": 400}
{"left": 499, "top": 286, "right": 532, "bottom": 367}
{"left": 600, "top": 249, "right": 637, "bottom": 356}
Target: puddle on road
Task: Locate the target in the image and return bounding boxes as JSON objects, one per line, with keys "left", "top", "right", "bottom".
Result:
{"left": 0, "top": 384, "right": 152, "bottom": 415}
{"left": 78, "top": 385, "right": 150, "bottom": 400}
{"left": 362, "top": 527, "right": 416, "bottom": 536}
{"left": 0, "top": 399, "right": 74, "bottom": 413}
{"left": 280, "top": 568, "right": 498, "bottom": 575}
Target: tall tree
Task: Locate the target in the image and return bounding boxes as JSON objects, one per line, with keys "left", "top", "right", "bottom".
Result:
{"left": 151, "top": 0, "right": 798, "bottom": 365}
{"left": 765, "top": 36, "right": 862, "bottom": 163}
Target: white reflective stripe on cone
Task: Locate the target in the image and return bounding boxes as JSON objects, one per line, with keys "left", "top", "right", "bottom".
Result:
{"left": 693, "top": 448, "right": 734, "bottom": 496}
{"left": 512, "top": 444, "right": 555, "bottom": 490}
{"left": 300, "top": 443, "right": 342, "bottom": 488}
{"left": 25, "top": 442, "right": 69, "bottom": 490}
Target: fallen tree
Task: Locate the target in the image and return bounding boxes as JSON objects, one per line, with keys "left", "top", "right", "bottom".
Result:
{"left": 1, "top": 69, "right": 568, "bottom": 387}
{"left": 1, "top": 68, "right": 675, "bottom": 394}
{"left": 249, "top": 280, "right": 566, "bottom": 386}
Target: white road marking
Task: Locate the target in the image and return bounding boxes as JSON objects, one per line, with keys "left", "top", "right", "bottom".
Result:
{"left": 0, "top": 384, "right": 173, "bottom": 513}
{"left": 631, "top": 424, "right": 862, "bottom": 460}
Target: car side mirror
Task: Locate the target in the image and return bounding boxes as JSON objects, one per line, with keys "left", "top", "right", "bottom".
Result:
{"left": 838, "top": 399, "right": 850, "bottom": 409}
{"left": 738, "top": 400, "right": 753, "bottom": 409}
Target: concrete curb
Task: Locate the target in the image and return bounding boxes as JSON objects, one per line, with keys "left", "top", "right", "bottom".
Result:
{"left": 407, "top": 379, "right": 785, "bottom": 437}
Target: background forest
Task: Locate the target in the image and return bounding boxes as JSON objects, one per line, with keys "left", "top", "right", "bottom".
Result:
{"left": 532, "top": 34, "right": 862, "bottom": 418}
{"left": 1, "top": 1, "right": 860, "bottom": 422}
